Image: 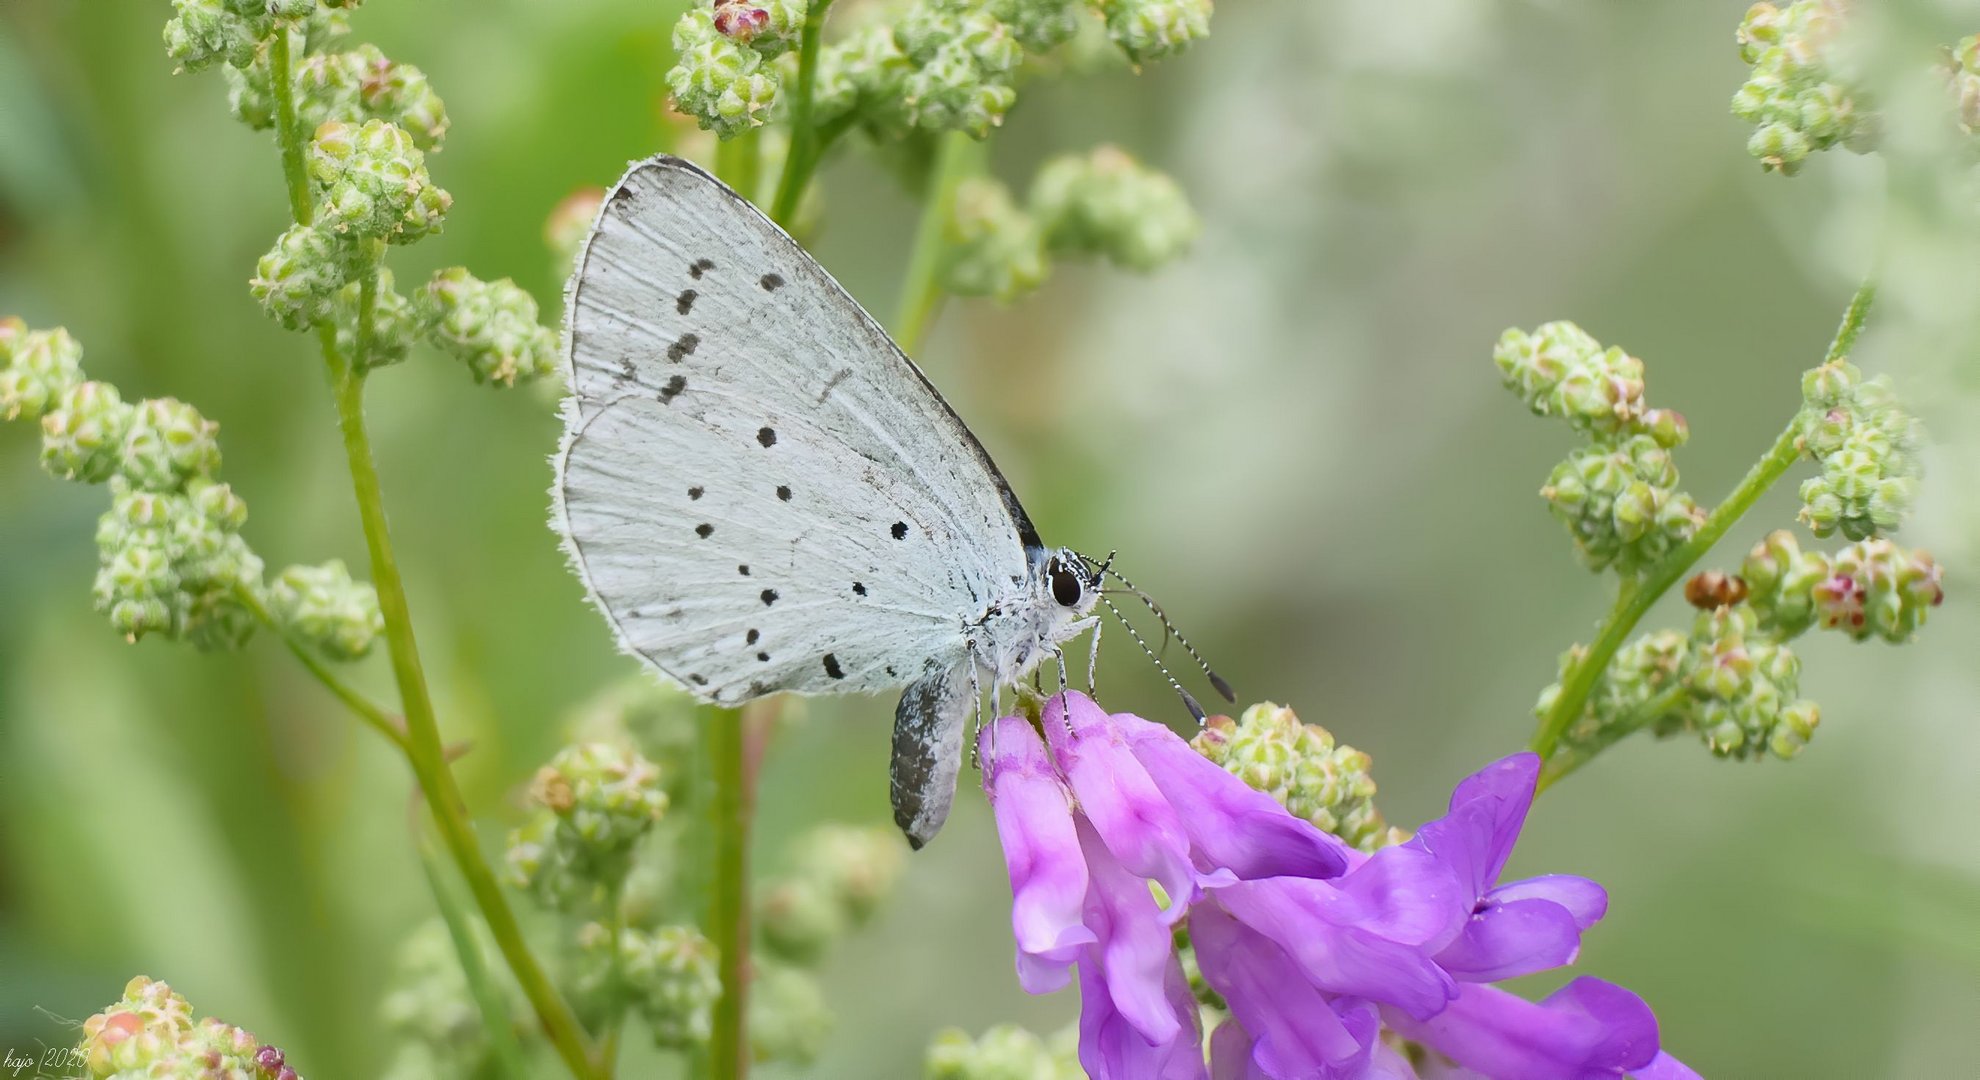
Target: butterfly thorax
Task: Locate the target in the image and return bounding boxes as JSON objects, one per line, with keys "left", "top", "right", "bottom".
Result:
{"left": 967, "top": 546, "right": 1101, "bottom": 688}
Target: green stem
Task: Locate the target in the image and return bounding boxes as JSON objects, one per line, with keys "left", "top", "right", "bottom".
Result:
{"left": 417, "top": 828, "right": 533, "bottom": 1080}
{"left": 1536, "top": 684, "right": 1689, "bottom": 792}
{"left": 267, "top": 29, "right": 312, "bottom": 224}
{"left": 238, "top": 585, "right": 407, "bottom": 752}
{"left": 268, "top": 58, "right": 602, "bottom": 1080}
{"left": 716, "top": 130, "right": 763, "bottom": 205}
{"left": 1528, "top": 277, "right": 1878, "bottom": 762}
{"left": 769, "top": 0, "right": 836, "bottom": 226}
{"left": 892, "top": 131, "right": 979, "bottom": 355}
{"left": 704, "top": 704, "right": 751, "bottom": 1080}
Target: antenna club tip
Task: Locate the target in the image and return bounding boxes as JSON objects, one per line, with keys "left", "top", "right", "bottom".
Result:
{"left": 1209, "top": 673, "right": 1235, "bottom": 702}
{"left": 1179, "top": 689, "right": 1207, "bottom": 724}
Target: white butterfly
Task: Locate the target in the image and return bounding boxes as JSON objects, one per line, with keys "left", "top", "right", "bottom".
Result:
{"left": 553, "top": 155, "right": 1114, "bottom": 848}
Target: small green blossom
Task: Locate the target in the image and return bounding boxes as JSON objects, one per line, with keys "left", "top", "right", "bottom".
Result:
{"left": 710, "top": 0, "right": 809, "bottom": 58}
{"left": 236, "top": 42, "right": 451, "bottom": 150}
{"left": 380, "top": 920, "right": 507, "bottom": 1080}
{"left": 895, "top": 4, "right": 1023, "bottom": 136}
{"left": 0, "top": 324, "right": 85, "bottom": 422}
{"left": 162, "top": 0, "right": 259, "bottom": 73}
{"left": 90, "top": 479, "right": 262, "bottom": 648}
{"left": 749, "top": 962, "right": 832, "bottom": 1066}
{"left": 1683, "top": 604, "right": 1818, "bottom": 760}
{"left": 669, "top": 9, "right": 783, "bottom": 138}
{"left": 573, "top": 923, "right": 721, "bottom": 1050}
{"left": 41, "top": 381, "right": 136, "bottom": 484}
{"left": 411, "top": 267, "right": 559, "bottom": 387}
{"left": 1795, "top": 359, "right": 1923, "bottom": 540}
{"left": 1731, "top": 1, "right": 1873, "bottom": 175}
{"left": 334, "top": 268, "right": 417, "bottom": 370}
{"left": 1740, "top": 529, "right": 1831, "bottom": 637}
{"left": 1190, "top": 702, "right": 1402, "bottom": 852}
{"left": 988, "top": 0, "right": 1083, "bottom": 54}
{"left": 1493, "top": 322, "right": 1660, "bottom": 438}
{"left": 1094, "top": 0, "right": 1211, "bottom": 65}
{"left": 118, "top": 397, "right": 222, "bottom": 492}
{"left": 1030, "top": 147, "right": 1198, "bottom": 271}
{"left": 268, "top": 559, "right": 383, "bottom": 659}
{"left": 925, "top": 1023, "right": 1082, "bottom": 1080}
{"left": 813, "top": 24, "right": 913, "bottom": 132}
{"left": 1812, "top": 538, "right": 1944, "bottom": 643}
{"left": 506, "top": 743, "right": 668, "bottom": 908}
{"left": 251, "top": 224, "right": 348, "bottom": 330}
{"left": 308, "top": 119, "right": 451, "bottom": 242}
{"left": 942, "top": 177, "right": 1048, "bottom": 301}
{"left": 758, "top": 824, "right": 905, "bottom": 963}
{"left": 78, "top": 975, "right": 300, "bottom": 1080}
{"left": 1541, "top": 435, "right": 1703, "bottom": 575}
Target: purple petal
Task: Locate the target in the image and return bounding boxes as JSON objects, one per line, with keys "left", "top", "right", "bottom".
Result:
{"left": 1079, "top": 816, "right": 1189, "bottom": 1046}
{"left": 1045, "top": 693, "right": 1199, "bottom": 922}
{"left": 1433, "top": 897, "right": 1585, "bottom": 983}
{"left": 1207, "top": 1018, "right": 1261, "bottom": 1080}
{"left": 1208, "top": 878, "right": 1457, "bottom": 1020}
{"left": 980, "top": 716, "right": 1098, "bottom": 992}
{"left": 1410, "top": 754, "right": 1540, "bottom": 899}
{"left": 1385, "top": 978, "right": 1661, "bottom": 1080}
{"left": 1190, "top": 902, "right": 1370, "bottom": 1077}
{"left": 1488, "top": 875, "right": 1608, "bottom": 931}
{"left": 1077, "top": 938, "right": 1208, "bottom": 1080}
{"left": 1118, "top": 710, "right": 1352, "bottom": 882}
{"left": 1632, "top": 1050, "right": 1703, "bottom": 1080}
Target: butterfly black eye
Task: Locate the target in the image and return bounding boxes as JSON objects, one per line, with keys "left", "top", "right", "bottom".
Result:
{"left": 1049, "top": 557, "right": 1083, "bottom": 607}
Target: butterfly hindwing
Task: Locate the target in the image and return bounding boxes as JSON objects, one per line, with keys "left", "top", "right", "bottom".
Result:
{"left": 555, "top": 155, "right": 1034, "bottom": 704}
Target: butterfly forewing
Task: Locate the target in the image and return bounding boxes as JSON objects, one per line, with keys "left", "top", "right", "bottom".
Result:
{"left": 555, "top": 156, "right": 1033, "bottom": 704}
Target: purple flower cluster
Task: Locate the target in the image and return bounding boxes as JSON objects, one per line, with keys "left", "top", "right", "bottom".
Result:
{"left": 979, "top": 692, "right": 1698, "bottom": 1080}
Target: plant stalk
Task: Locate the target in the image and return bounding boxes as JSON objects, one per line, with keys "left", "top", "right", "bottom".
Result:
{"left": 892, "top": 131, "right": 979, "bottom": 354}
{"left": 769, "top": 0, "right": 837, "bottom": 226}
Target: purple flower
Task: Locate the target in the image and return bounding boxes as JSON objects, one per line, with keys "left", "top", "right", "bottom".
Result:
{"left": 976, "top": 693, "right": 1695, "bottom": 1080}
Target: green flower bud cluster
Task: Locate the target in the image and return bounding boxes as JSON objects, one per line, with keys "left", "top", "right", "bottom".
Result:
{"left": 750, "top": 961, "right": 834, "bottom": 1066}
{"left": 1190, "top": 702, "right": 1402, "bottom": 852}
{"left": 380, "top": 920, "right": 512, "bottom": 1080}
{"left": 250, "top": 224, "right": 348, "bottom": 331}
{"left": 1093, "top": 0, "right": 1212, "bottom": 65}
{"left": 0, "top": 321, "right": 84, "bottom": 422}
{"left": 572, "top": 923, "right": 721, "bottom": 1050}
{"left": 925, "top": 1023, "right": 1082, "bottom": 1080}
{"left": 1497, "top": 323, "right": 1703, "bottom": 575}
{"left": 894, "top": 3, "right": 1024, "bottom": 137}
{"left": 1683, "top": 604, "right": 1820, "bottom": 761}
{"left": 1795, "top": 358, "right": 1923, "bottom": 540}
{"left": 1741, "top": 529, "right": 1834, "bottom": 637}
{"left": 667, "top": 7, "right": 790, "bottom": 138}
{"left": 757, "top": 824, "right": 907, "bottom": 964}
{"left": 162, "top": 0, "right": 290, "bottom": 73}
{"left": 267, "top": 560, "right": 382, "bottom": 658}
{"left": 1730, "top": 1, "right": 1873, "bottom": 175}
{"left": 1542, "top": 631, "right": 1691, "bottom": 754}
{"left": 94, "top": 478, "right": 263, "bottom": 648}
{"left": 79, "top": 975, "right": 301, "bottom": 1080}
{"left": 1812, "top": 537, "right": 1945, "bottom": 642}
{"left": 941, "top": 177, "right": 1048, "bottom": 301}
{"left": 506, "top": 742, "right": 669, "bottom": 909}
{"left": 814, "top": 23, "right": 914, "bottom": 134}
{"left": 1952, "top": 35, "right": 1980, "bottom": 135}
{"left": 333, "top": 267, "right": 417, "bottom": 370}
{"left": 307, "top": 118, "right": 451, "bottom": 243}
{"left": 412, "top": 267, "right": 561, "bottom": 387}
{"left": 1031, "top": 146, "right": 1199, "bottom": 271}
{"left": 228, "top": 42, "right": 449, "bottom": 150}
{"left": 987, "top": 0, "right": 1083, "bottom": 54}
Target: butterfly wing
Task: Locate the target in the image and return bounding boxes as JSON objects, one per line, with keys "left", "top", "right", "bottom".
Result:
{"left": 555, "top": 155, "right": 1036, "bottom": 706}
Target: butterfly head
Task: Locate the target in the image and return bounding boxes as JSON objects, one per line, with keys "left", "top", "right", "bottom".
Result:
{"left": 1045, "top": 548, "right": 1103, "bottom": 617}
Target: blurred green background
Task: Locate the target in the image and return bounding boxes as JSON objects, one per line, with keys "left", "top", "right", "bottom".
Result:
{"left": 3, "top": 0, "right": 1978, "bottom": 1076}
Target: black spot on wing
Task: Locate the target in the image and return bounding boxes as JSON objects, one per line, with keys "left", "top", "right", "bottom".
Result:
{"left": 611, "top": 186, "right": 634, "bottom": 204}
{"left": 891, "top": 521, "right": 908, "bottom": 540}
{"left": 695, "top": 523, "right": 714, "bottom": 539}
{"left": 758, "top": 651, "right": 771, "bottom": 662}
{"left": 823, "top": 653, "right": 845, "bottom": 680}
{"left": 689, "top": 486, "right": 704, "bottom": 500}
{"left": 776, "top": 485, "right": 791, "bottom": 501}
{"left": 761, "top": 588, "right": 778, "bottom": 606}
{"left": 757, "top": 427, "right": 777, "bottom": 447}
{"left": 659, "top": 374, "right": 686, "bottom": 403}
{"left": 676, "top": 289, "right": 697, "bottom": 314}
{"left": 746, "top": 628, "right": 760, "bottom": 644}
{"left": 689, "top": 673, "right": 708, "bottom": 686}
{"left": 668, "top": 334, "right": 699, "bottom": 361}
{"left": 852, "top": 582, "right": 866, "bottom": 596}
{"left": 760, "top": 273, "right": 784, "bottom": 291}
{"left": 690, "top": 258, "right": 715, "bottom": 278}
{"left": 738, "top": 564, "right": 751, "bottom": 576}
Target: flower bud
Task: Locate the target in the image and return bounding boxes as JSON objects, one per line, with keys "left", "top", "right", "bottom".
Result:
{"left": 1814, "top": 538, "right": 1943, "bottom": 643}
{"left": 381, "top": 919, "right": 510, "bottom": 1078}
{"left": 119, "top": 397, "right": 222, "bottom": 492}
{"left": 41, "top": 381, "right": 136, "bottom": 484}
{"left": 1191, "top": 702, "right": 1400, "bottom": 852}
{"left": 412, "top": 267, "right": 560, "bottom": 387}
{"left": 335, "top": 268, "right": 417, "bottom": 370}
{"left": 268, "top": 559, "right": 383, "bottom": 659}
{"left": 1541, "top": 436, "right": 1700, "bottom": 574}
{"left": 813, "top": 24, "right": 912, "bottom": 131}
{"left": 668, "top": 10, "right": 783, "bottom": 138}
{"left": 749, "top": 962, "right": 833, "bottom": 1065}
{"left": 927, "top": 1023, "right": 1081, "bottom": 1080}
{"left": 252, "top": 224, "right": 349, "bottom": 330}
{"left": 1030, "top": 146, "right": 1198, "bottom": 271}
{"left": 508, "top": 743, "right": 667, "bottom": 908}
{"left": 942, "top": 177, "right": 1049, "bottom": 301}
{"left": 1796, "top": 372, "right": 1922, "bottom": 540}
{"left": 990, "top": 0, "right": 1082, "bottom": 53}
{"left": 79, "top": 976, "right": 195, "bottom": 1076}
{"left": 1683, "top": 604, "right": 1817, "bottom": 761}
{"left": 1731, "top": 0, "right": 1872, "bottom": 174}
{"left": 308, "top": 119, "right": 451, "bottom": 242}
{"left": 1, "top": 325, "right": 85, "bottom": 422}
{"left": 574, "top": 924, "right": 720, "bottom": 1049}
{"left": 895, "top": 7, "right": 1023, "bottom": 136}
{"left": 162, "top": 0, "right": 258, "bottom": 73}
{"left": 1492, "top": 323, "right": 1657, "bottom": 437}
{"left": 1096, "top": 0, "right": 1212, "bottom": 64}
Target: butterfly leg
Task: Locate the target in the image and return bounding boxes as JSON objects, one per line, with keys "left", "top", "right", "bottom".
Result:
{"left": 1085, "top": 616, "right": 1104, "bottom": 695}
{"left": 965, "top": 638, "right": 985, "bottom": 770}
